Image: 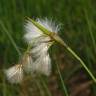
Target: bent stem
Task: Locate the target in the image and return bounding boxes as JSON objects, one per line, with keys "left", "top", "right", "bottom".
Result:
{"left": 67, "top": 46, "right": 96, "bottom": 83}
{"left": 29, "top": 18, "right": 96, "bottom": 83}
{"left": 55, "top": 36, "right": 96, "bottom": 83}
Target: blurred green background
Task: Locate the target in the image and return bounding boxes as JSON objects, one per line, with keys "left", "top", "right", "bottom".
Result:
{"left": 0, "top": 0, "right": 96, "bottom": 96}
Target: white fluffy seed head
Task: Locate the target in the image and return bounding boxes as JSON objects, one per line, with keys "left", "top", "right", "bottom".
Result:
{"left": 34, "top": 54, "right": 51, "bottom": 76}
{"left": 36, "top": 18, "right": 60, "bottom": 32}
{"left": 23, "top": 18, "right": 59, "bottom": 76}
{"left": 22, "top": 42, "right": 51, "bottom": 76}
{"left": 22, "top": 54, "right": 34, "bottom": 73}
{"left": 30, "top": 43, "right": 51, "bottom": 76}
{"left": 24, "top": 20, "right": 42, "bottom": 43}
{"left": 24, "top": 18, "right": 60, "bottom": 44}
{"left": 5, "top": 64, "right": 23, "bottom": 84}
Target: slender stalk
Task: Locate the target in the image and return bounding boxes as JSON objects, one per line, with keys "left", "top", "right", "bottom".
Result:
{"left": 59, "top": 40, "right": 96, "bottom": 83}
{"left": 35, "top": 79, "right": 45, "bottom": 96}
{"left": 67, "top": 46, "right": 96, "bottom": 83}
{"left": 56, "top": 63, "right": 69, "bottom": 96}
{"left": 84, "top": 9, "right": 96, "bottom": 54}
{"left": 29, "top": 18, "right": 96, "bottom": 83}
{"left": 2, "top": 75, "right": 6, "bottom": 96}
{"left": 39, "top": 76, "right": 52, "bottom": 96}
{"left": 0, "top": 20, "right": 21, "bottom": 56}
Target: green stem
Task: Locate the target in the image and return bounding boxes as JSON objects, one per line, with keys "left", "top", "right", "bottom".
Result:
{"left": 0, "top": 20, "right": 21, "bottom": 56}
{"left": 35, "top": 79, "right": 45, "bottom": 96}
{"left": 66, "top": 46, "right": 96, "bottom": 83}
{"left": 39, "top": 76, "right": 52, "bottom": 96}
{"left": 56, "top": 63, "right": 69, "bottom": 96}
{"left": 56, "top": 36, "right": 96, "bottom": 83}
{"left": 26, "top": 18, "right": 96, "bottom": 83}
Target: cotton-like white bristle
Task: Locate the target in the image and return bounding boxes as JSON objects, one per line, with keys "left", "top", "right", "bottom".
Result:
{"left": 24, "top": 20, "right": 42, "bottom": 43}
{"left": 41, "top": 54, "right": 51, "bottom": 76}
{"left": 30, "top": 42, "right": 51, "bottom": 76}
{"left": 34, "top": 54, "right": 51, "bottom": 76}
{"left": 24, "top": 18, "right": 60, "bottom": 44}
{"left": 23, "top": 54, "right": 34, "bottom": 73}
{"left": 20, "top": 41, "right": 51, "bottom": 75}
{"left": 5, "top": 64, "right": 23, "bottom": 84}
{"left": 23, "top": 18, "right": 59, "bottom": 76}
{"left": 36, "top": 18, "right": 60, "bottom": 33}
{"left": 31, "top": 43, "right": 49, "bottom": 57}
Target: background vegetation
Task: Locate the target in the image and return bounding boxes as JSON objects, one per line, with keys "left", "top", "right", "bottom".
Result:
{"left": 0, "top": 0, "right": 96, "bottom": 96}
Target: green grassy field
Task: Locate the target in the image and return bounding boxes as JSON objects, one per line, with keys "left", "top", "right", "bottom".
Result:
{"left": 0, "top": 0, "right": 96, "bottom": 96}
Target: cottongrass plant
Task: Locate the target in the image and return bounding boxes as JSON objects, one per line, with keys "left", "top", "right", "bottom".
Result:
{"left": 5, "top": 18, "right": 60, "bottom": 84}
{"left": 5, "top": 64, "right": 23, "bottom": 84}
{"left": 4, "top": 17, "right": 96, "bottom": 96}
{"left": 24, "top": 17, "right": 96, "bottom": 84}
